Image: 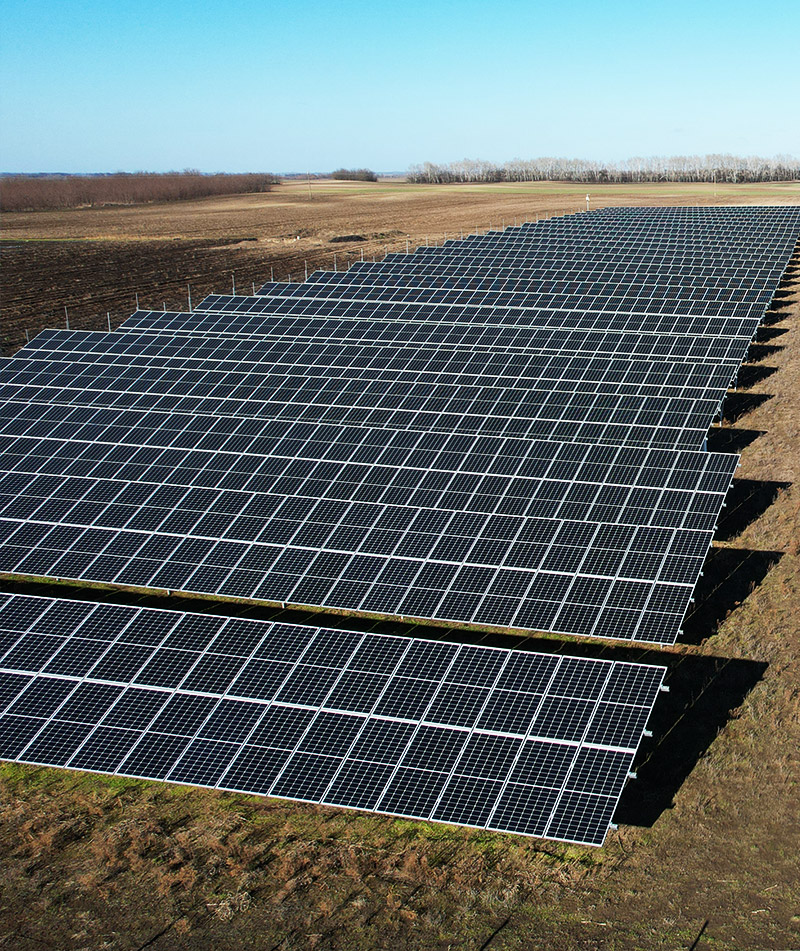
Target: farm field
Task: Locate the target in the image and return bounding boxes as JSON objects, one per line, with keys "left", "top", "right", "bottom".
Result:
{"left": 0, "top": 183, "right": 799, "bottom": 950}
{"left": 3, "top": 178, "right": 800, "bottom": 354}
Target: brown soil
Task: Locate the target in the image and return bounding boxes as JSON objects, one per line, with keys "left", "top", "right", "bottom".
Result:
{"left": 1, "top": 184, "right": 799, "bottom": 950}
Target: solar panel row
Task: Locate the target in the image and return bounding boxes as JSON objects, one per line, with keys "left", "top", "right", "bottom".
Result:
{"left": 0, "top": 592, "right": 666, "bottom": 846}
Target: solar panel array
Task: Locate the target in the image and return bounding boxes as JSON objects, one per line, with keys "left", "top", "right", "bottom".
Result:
{"left": 1, "top": 205, "right": 798, "bottom": 844}
{"left": 2, "top": 205, "right": 791, "bottom": 643}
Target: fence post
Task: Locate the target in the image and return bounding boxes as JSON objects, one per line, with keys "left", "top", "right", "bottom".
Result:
{"left": 187, "top": 284, "right": 192, "bottom": 311}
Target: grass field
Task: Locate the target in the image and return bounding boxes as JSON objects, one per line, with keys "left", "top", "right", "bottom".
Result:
{"left": 1, "top": 182, "right": 799, "bottom": 950}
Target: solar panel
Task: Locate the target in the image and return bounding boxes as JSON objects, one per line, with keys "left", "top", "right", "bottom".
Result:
{"left": 2, "top": 205, "right": 797, "bottom": 844}
{"left": 0, "top": 592, "right": 666, "bottom": 846}
{"left": 239, "top": 277, "right": 767, "bottom": 322}
{"left": 0, "top": 353, "right": 726, "bottom": 452}
{"left": 15, "top": 329, "right": 739, "bottom": 396}
{"left": 185, "top": 293, "right": 763, "bottom": 337}
{"left": 0, "top": 420, "right": 738, "bottom": 644}
{"left": 116, "top": 312, "right": 755, "bottom": 366}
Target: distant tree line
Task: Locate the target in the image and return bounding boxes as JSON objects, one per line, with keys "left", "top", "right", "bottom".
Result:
{"left": 0, "top": 170, "right": 280, "bottom": 212}
{"left": 331, "top": 168, "right": 378, "bottom": 182}
{"left": 407, "top": 154, "right": 800, "bottom": 184}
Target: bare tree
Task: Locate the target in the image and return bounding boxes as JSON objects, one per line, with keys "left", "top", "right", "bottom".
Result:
{"left": 406, "top": 154, "right": 800, "bottom": 185}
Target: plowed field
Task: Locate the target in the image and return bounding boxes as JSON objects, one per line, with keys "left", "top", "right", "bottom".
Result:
{"left": 4, "top": 178, "right": 799, "bottom": 354}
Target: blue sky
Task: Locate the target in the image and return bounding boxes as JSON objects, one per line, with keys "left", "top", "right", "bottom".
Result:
{"left": 1, "top": 0, "right": 798, "bottom": 173}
